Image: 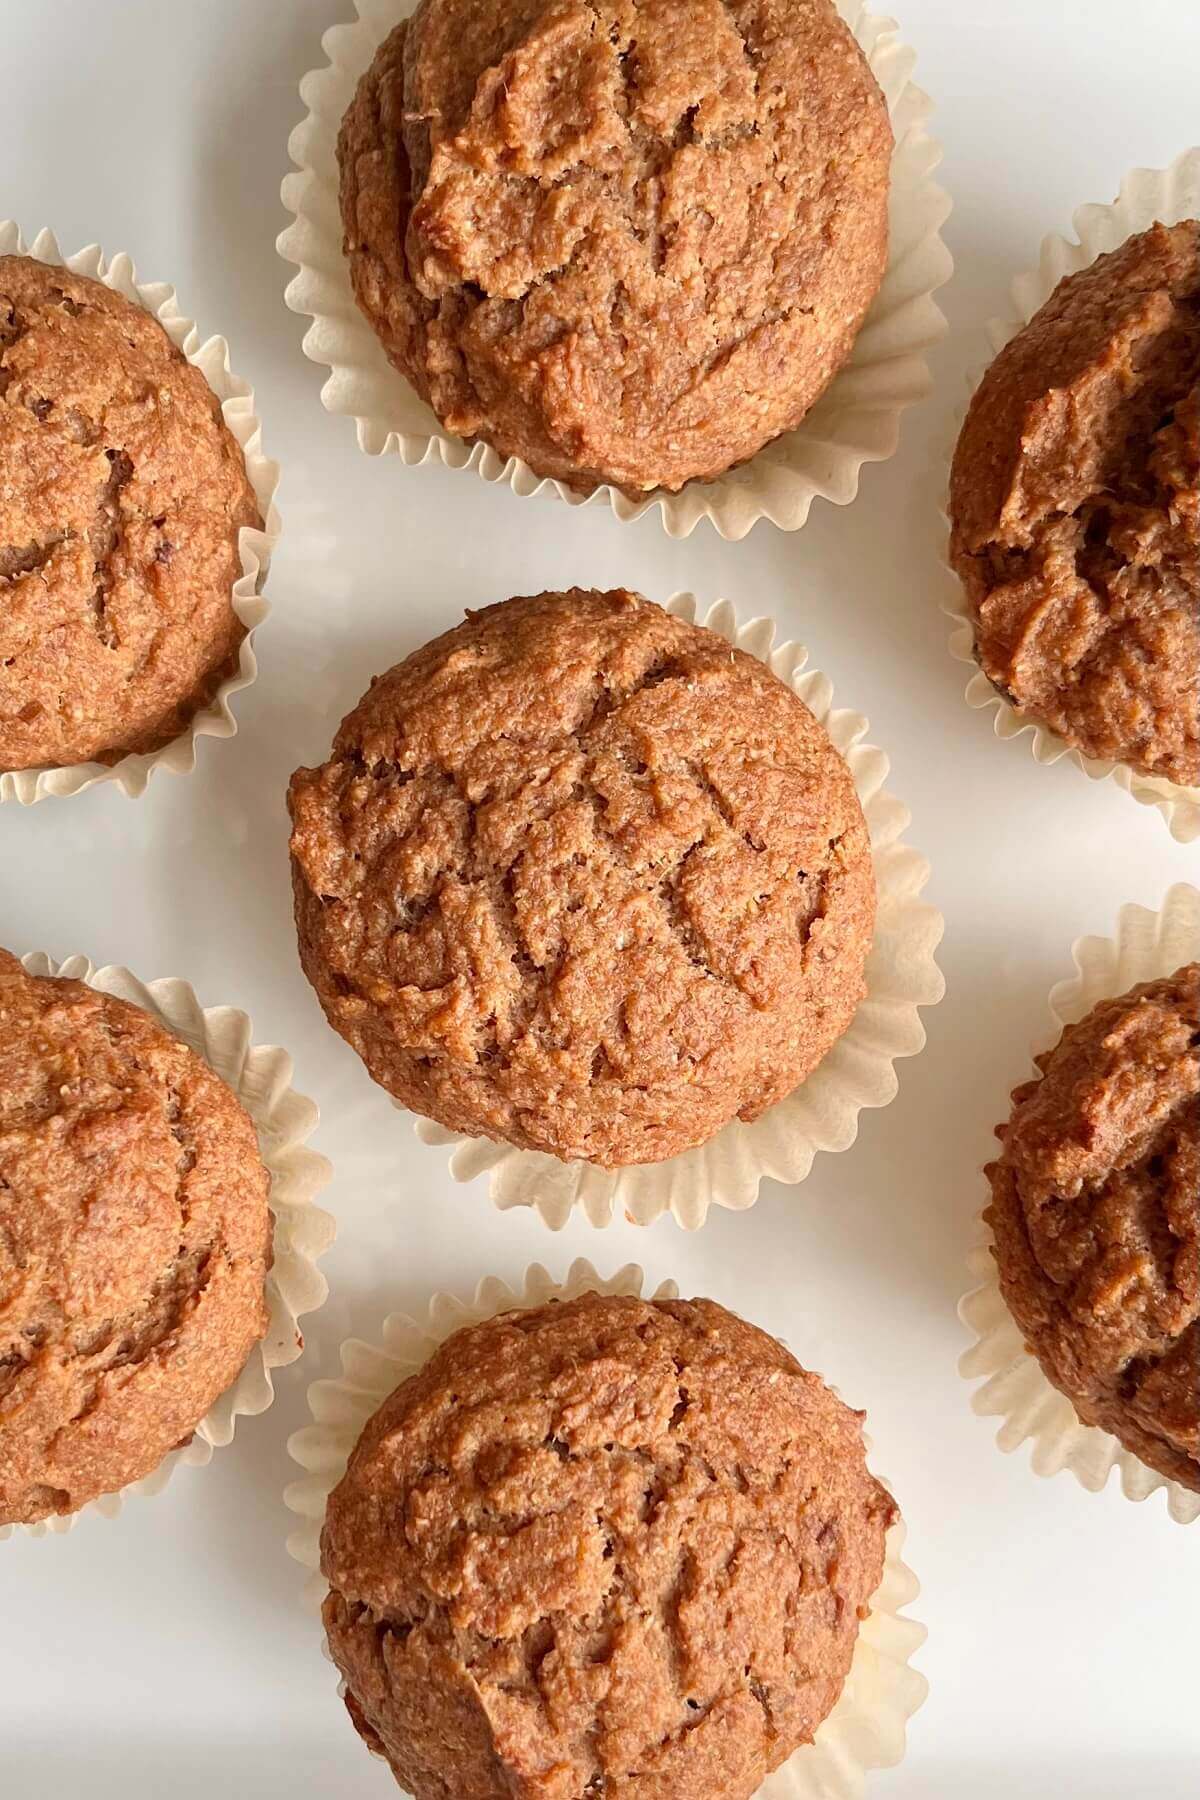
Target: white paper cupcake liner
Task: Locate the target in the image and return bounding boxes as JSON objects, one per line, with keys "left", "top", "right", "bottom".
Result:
{"left": 958, "top": 883, "right": 1200, "bottom": 1525}
{"left": 0, "top": 222, "right": 281, "bottom": 806}
{"left": 409, "top": 589, "right": 943, "bottom": 1230}
{"left": 286, "top": 1260, "right": 928, "bottom": 1798}
{"left": 2, "top": 951, "right": 335, "bottom": 1541}
{"left": 940, "top": 147, "right": 1200, "bottom": 843}
{"left": 279, "top": 0, "right": 951, "bottom": 541}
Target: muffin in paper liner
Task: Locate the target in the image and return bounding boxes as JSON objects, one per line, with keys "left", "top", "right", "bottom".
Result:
{"left": 958, "top": 883, "right": 1200, "bottom": 1526}
{"left": 278, "top": 0, "right": 952, "bottom": 541}
{"left": 0, "top": 221, "right": 281, "bottom": 806}
{"left": 939, "top": 147, "right": 1200, "bottom": 844}
{"left": 285, "top": 1259, "right": 928, "bottom": 1799}
{"left": 1, "top": 951, "right": 335, "bottom": 1541}
{"left": 404, "top": 589, "right": 943, "bottom": 1230}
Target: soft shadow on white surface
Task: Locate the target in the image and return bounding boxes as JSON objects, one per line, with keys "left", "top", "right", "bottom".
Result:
{"left": 884, "top": 1765, "right": 1197, "bottom": 1800}
{"left": 3, "top": 1744, "right": 390, "bottom": 1800}
{"left": 6, "top": 1747, "right": 1197, "bottom": 1800}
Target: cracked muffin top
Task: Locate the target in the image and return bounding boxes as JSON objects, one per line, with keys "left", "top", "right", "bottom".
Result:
{"left": 321, "top": 1291, "right": 897, "bottom": 1800}
{"left": 987, "top": 965, "right": 1200, "bottom": 1493}
{"left": 0, "top": 949, "right": 272, "bottom": 1526}
{"left": 0, "top": 255, "right": 261, "bottom": 772}
{"left": 949, "top": 220, "right": 1200, "bottom": 787}
{"left": 337, "top": 0, "right": 892, "bottom": 495}
{"left": 288, "top": 588, "right": 874, "bottom": 1168}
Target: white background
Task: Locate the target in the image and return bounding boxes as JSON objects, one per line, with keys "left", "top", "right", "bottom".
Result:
{"left": 2, "top": 2, "right": 1198, "bottom": 1795}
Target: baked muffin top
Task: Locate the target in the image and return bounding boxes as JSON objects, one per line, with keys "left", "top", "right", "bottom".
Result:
{"left": 950, "top": 220, "right": 1200, "bottom": 786}
{"left": 0, "top": 255, "right": 261, "bottom": 772}
{"left": 322, "top": 1292, "right": 897, "bottom": 1800}
{"left": 987, "top": 965, "right": 1199, "bottom": 1493}
{"left": 0, "top": 950, "right": 272, "bottom": 1525}
{"left": 288, "top": 588, "right": 874, "bottom": 1167}
{"left": 338, "top": 0, "right": 892, "bottom": 495}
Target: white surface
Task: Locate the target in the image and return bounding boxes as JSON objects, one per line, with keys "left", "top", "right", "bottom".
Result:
{"left": 0, "top": 2, "right": 1197, "bottom": 1796}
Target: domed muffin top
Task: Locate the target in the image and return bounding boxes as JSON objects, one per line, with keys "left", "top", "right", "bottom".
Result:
{"left": 987, "top": 964, "right": 1200, "bottom": 1492}
{"left": 338, "top": 0, "right": 892, "bottom": 493}
{"left": 0, "top": 255, "right": 260, "bottom": 772}
{"left": 0, "top": 950, "right": 272, "bottom": 1525}
{"left": 322, "top": 1291, "right": 897, "bottom": 1800}
{"left": 950, "top": 220, "right": 1200, "bottom": 786}
{"left": 289, "top": 588, "right": 874, "bottom": 1167}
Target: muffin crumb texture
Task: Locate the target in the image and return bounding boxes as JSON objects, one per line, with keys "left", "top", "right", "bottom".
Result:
{"left": 288, "top": 588, "right": 874, "bottom": 1168}
{"left": 0, "top": 950, "right": 272, "bottom": 1525}
{"left": 321, "top": 1292, "right": 897, "bottom": 1800}
{"left": 338, "top": 0, "right": 892, "bottom": 494}
{"left": 987, "top": 964, "right": 1200, "bottom": 1493}
{"left": 950, "top": 220, "right": 1200, "bottom": 786}
{"left": 0, "top": 255, "right": 261, "bottom": 772}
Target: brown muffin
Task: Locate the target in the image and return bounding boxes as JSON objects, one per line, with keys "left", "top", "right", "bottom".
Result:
{"left": 337, "top": 0, "right": 892, "bottom": 496}
{"left": 949, "top": 220, "right": 1200, "bottom": 786}
{"left": 0, "top": 950, "right": 272, "bottom": 1526}
{"left": 986, "top": 966, "right": 1199, "bottom": 1493}
{"left": 0, "top": 255, "right": 262, "bottom": 772}
{"left": 321, "top": 1291, "right": 897, "bottom": 1800}
{"left": 288, "top": 588, "right": 875, "bottom": 1168}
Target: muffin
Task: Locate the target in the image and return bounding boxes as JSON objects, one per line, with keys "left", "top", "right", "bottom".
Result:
{"left": 986, "top": 965, "right": 1199, "bottom": 1493}
{"left": 0, "top": 255, "right": 261, "bottom": 772}
{"left": 0, "top": 949, "right": 273, "bottom": 1526}
{"left": 337, "top": 0, "right": 892, "bottom": 496}
{"left": 949, "top": 220, "right": 1200, "bottom": 786}
{"left": 288, "top": 587, "right": 875, "bottom": 1167}
{"left": 321, "top": 1291, "right": 897, "bottom": 1800}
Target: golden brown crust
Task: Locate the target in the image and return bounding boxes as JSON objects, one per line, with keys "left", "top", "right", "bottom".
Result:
{"left": 288, "top": 588, "right": 874, "bottom": 1167}
{"left": 337, "top": 0, "right": 891, "bottom": 496}
{"left": 0, "top": 256, "right": 262, "bottom": 771}
{"left": 322, "top": 1292, "right": 897, "bottom": 1800}
{"left": 0, "top": 950, "right": 272, "bottom": 1525}
{"left": 986, "top": 966, "right": 1199, "bottom": 1493}
{"left": 949, "top": 221, "right": 1200, "bottom": 786}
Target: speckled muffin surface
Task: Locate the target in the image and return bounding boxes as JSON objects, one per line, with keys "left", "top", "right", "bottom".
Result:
{"left": 337, "top": 0, "right": 892, "bottom": 496}
{"left": 0, "top": 255, "right": 261, "bottom": 772}
{"left": 986, "top": 966, "right": 1200, "bottom": 1493}
{"left": 288, "top": 588, "right": 875, "bottom": 1168}
{"left": 321, "top": 1292, "right": 897, "bottom": 1800}
{"left": 0, "top": 949, "right": 272, "bottom": 1526}
{"left": 950, "top": 220, "right": 1200, "bottom": 786}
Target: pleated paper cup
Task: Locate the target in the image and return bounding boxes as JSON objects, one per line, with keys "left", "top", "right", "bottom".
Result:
{"left": 285, "top": 1260, "right": 928, "bottom": 1799}
{"left": 959, "top": 883, "right": 1200, "bottom": 1525}
{"left": 0, "top": 222, "right": 281, "bottom": 806}
{"left": 940, "top": 147, "right": 1200, "bottom": 844}
{"left": 279, "top": 0, "right": 951, "bottom": 541}
{"left": 411, "top": 589, "right": 944, "bottom": 1230}
{"left": 2, "top": 952, "right": 335, "bottom": 1540}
